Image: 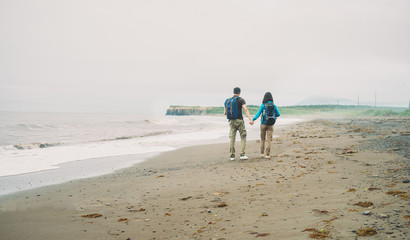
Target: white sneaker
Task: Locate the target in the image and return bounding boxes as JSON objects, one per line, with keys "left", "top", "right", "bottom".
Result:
{"left": 260, "top": 154, "right": 265, "bottom": 158}
{"left": 230, "top": 155, "right": 235, "bottom": 161}
{"left": 265, "top": 155, "right": 271, "bottom": 159}
{"left": 240, "top": 155, "right": 249, "bottom": 160}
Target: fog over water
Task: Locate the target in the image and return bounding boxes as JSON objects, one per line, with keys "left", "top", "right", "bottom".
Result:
{"left": 1, "top": 0, "right": 409, "bottom": 114}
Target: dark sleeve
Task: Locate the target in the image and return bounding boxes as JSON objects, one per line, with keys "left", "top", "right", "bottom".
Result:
{"left": 239, "top": 98, "right": 246, "bottom": 106}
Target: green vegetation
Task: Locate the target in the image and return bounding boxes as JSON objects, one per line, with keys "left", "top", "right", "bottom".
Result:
{"left": 202, "top": 104, "right": 409, "bottom": 117}
{"left": 399, "top": 109, "right": 410, "bottom": 116}
{"left": 356, "top": 109, "right": 410, "bottom": 117}
{"left": 205, "top": 106, "right": 225, "bottom": 115}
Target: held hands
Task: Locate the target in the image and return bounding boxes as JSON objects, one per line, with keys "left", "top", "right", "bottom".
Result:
{"left": 249, "top": 119, "right": 254, "bottom": 125}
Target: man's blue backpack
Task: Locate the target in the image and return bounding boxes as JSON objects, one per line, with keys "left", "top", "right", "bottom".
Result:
{"left": 225, "top": 97, "right": 240, "bottom": 120}
{"left": 263, "top": 102, "right": 277, "bottom": 125}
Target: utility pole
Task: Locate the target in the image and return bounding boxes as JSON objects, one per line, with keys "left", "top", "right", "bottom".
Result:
{"left": 374, "top": 92, "right": 377, "bottom": 108}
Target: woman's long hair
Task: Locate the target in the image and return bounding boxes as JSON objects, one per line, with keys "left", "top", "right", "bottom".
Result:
{"left": 262, "top": 92, "right": 273, "bottom": 104}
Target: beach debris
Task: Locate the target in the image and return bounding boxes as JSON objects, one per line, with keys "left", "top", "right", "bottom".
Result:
{"left": 405, "top": 216, "right": 410, "bottom": 226}
{"left": 356, "top": 228, "right": 377, "bottom": 236}
{"left": 250, "top": 232, "right": 270, "bottom": 237}
{"left": 340, "top": 149, "right": 358, "bottom": 155}
{"left": 309, "top": 232, "right": 331, "bottom": 239}
{"left": 156, "top": 175, "right": 165, "bottom": 178}
{"left": 348, "top": 209, "right": 360, "bottom": 212}
{"left": 217, "top": 202, "right": 228, "bottom": 208}
{"left": 260, "top": 212, "right": 268, "bottom": 217}
{"left": 349, "top": 127, "right": 375, "bottom": 134}
{"left": 387, "top": 182, "right": 397, "bottom": 188}
{"left": 361, "top": 211, "right": 371, "bottom": 215}
{"left": 107, "top": 230, "right": 120, "bottom": 236}
{"left": 323, "top": 216, "right": 338, "bottom": 223}
{"left": 192, "top": 226, "right": 207, "bottom": 235}
{"left": 379, "top": 214, "right": 389, "bottom": 218}
{"left": 353, "top": 201, "right": 374, "bottom": 208}
{"left": 302, "top": 228, "right": 317, "bottom": 232}
{"left": 82, "top": 213, "right": 103, "bottom": 218}
{"left": 118, "top": 218, "right": 128, "bottom": 222}
{"left": 213, "top": 191, "right": 229, "bottom": 196}
{"left": 302, "top": 228, "right": 331, "bottom": 239}
{"left": 313, "top": 209, "right": 330, "bottom": 214}
{"left": 129, "top": 208, "right": 145, "bottom": 213}
{"left": 164, "top": 212, "right": 171, "bottom": 216}
{"left": 386, "top": 190, "right": 408, "bottom": 199}
{"left": 126, "top": 205, "right": 135, "bottom": 209}
{"left": 180, "top": 196, "right": 192, "bottom": 201}
{"left": 256, "top": 233, "right": 270, "bottom": 237}
{"left": 347, "top": 188, "right": 357, "bottom": 192}
{"left": 367, "top": 187, "right": 381, "bottom": 191}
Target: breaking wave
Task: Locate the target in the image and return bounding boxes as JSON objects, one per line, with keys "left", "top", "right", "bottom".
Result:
{"left": 101, "top": 130, "right": 173, "bottom": 142}
{"left": 12, "top": 142, "right": 61, "bottom": 150}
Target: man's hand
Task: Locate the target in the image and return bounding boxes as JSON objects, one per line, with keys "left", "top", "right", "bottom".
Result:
{"left": 249, "top": 120, "right": 254, "bottom": 125}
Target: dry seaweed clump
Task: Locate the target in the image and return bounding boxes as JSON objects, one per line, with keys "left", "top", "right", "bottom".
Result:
{"left": 405, "top": 215, "right": 410, "bottom": 226}
{"left": 117, "top": 218, "right": 128, "bottom": 222}
{"left": 353, "top": 201, "right": 374, "bottom": 208}
{"left": 82, "top": 213, "right": 103, "bottom": 218}
{"left": 356, "top": 228, "right": 377, "bottom": 236}
{"left": 303, "top": 228, "right": 331, "bottom": 239}
{"left": 217, "top": 202, "right": 228, "bottom": 208}
{"left": 386, "top": 190, "right": 406, "bottom": 196}
{"left": 386, "top": 190, "right": 409, "bottom": 199}
{"left": 249, "top": 232, "right": 270, "bottom": 237}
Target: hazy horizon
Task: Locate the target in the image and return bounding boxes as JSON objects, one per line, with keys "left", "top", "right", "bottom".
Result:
{"left": 1, "top": 0, "right": 409, "bottom": 115}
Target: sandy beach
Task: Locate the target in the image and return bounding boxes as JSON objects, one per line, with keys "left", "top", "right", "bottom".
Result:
{"left": 0, "top": 117, "right": 408, "bottom": 240}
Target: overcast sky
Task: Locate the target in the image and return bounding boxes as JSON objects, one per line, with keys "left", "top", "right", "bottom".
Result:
{"left": 1, "top": 0, "right": 409, "bottom": 114}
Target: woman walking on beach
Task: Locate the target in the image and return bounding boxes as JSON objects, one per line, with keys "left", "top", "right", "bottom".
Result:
{"left": 252, "top": 92, "right": 280, "bottom": 159}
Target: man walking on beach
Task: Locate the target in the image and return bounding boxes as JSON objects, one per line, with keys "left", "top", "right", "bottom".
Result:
{"left": 224, "top": 87, "right": 254, "bottom": 161}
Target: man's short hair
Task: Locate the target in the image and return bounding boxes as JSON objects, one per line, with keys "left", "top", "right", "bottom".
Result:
{"left": 233, "top": 87, "right": 241, "bottom": 94}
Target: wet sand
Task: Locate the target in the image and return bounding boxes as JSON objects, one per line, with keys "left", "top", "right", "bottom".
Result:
{"left": 0, "top": 117, "right": 408, "bottom": 240}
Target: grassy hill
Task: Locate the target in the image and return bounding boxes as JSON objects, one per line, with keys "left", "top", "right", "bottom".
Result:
{"left": 168, "top": 105, "right": 410, "bottom": 117}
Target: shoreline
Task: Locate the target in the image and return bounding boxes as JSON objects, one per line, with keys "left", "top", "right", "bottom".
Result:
{"left": 0, "top": 116, "right": 303, "bottom": 197}
{"left": 0, "top": 116, "right": 408, "bottom": 239}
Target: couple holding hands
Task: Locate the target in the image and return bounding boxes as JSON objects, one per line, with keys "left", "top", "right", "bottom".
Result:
{"left": 224, "top": 87, "right": 280, "bottom": 161}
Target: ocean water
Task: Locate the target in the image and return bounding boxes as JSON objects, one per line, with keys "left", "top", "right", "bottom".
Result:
{"left": 0, "top": 112, "right": 302, "bottom": 195}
